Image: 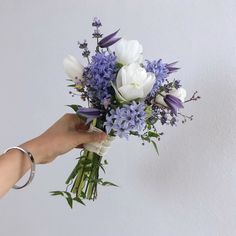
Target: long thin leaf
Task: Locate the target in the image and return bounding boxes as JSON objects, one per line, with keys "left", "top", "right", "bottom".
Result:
{"left": 73, "top": 197, "right": 86, "bottom": 206}
{"left": 50, "top": 191, "right": 64, "bottom": 196}
{"left": 66, "top": 197, "right": 73, "bottom": 208}
{"left": 151, "top": 140, "right": 159, "bottom": 156}
{"left": 101, "top": 181, "right": 119, "bottom": 187}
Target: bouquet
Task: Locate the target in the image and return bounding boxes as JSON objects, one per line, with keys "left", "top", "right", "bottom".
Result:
{"left": 51, "top": 17, "right": 200, "bottom": 208}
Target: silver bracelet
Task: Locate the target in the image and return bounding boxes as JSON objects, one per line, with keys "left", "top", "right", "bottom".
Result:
{"left": 3, "top": 146, "right": 36, "bottom": 189}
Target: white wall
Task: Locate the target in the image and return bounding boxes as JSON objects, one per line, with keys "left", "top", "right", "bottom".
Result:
{"left": 0, "top": 0, "right": 236, "bottom": 235}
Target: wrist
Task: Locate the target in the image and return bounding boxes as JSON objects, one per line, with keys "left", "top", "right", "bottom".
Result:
{"left": 20, "top": 136, "right": 53, "bottom": 164}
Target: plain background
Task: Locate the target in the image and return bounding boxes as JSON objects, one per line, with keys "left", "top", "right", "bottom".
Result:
{"left": 0, "top": 0, "right": 236, "bottom": 235}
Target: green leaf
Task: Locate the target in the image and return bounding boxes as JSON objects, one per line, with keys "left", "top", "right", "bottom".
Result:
{"left": 63, "top": 191, "right": 72, "bottom": 198}
{"left": 101, "top": 181, "right": 119, "bottom": 187}
{"left": 148, "top": 131, "right": 159, "bottom": 138}
{"left": 73, "top": 197, "right": 86, "bottom": 206}
{"left": 63, "top": 191, "right": 73, "bottom": 208}
{"left": 141, "top": 136, "right": 151, "bottom": 142}
{"left": 98, "top": 163, "right": 106, "bottom": 174}
{"left": 50, "top": 191, "right": 64, "bottom": 196}
{"left": 116, "top": 63, "right": 123, "bottom": 69}
{"left": 65, "top": 161, "right": 81, "bottom": 184}
{"left": 151, "top": 140, "right": 159, "bottom": 156}
{"left": 66, "top": 104, "right": 81, "bottom": 112}
{"left": 66, "top": 197, "right": 73, "bottom": 208}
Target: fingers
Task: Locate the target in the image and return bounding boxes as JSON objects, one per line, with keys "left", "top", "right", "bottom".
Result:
{"left": 76, "top": 131, "right": 107, "bottom": 145}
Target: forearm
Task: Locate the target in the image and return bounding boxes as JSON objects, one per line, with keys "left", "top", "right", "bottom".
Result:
{"left": 0, "top": 148, "right": 31, "bottom": 198}
{"left": 0, "top": 137, "right": 45, "bottom": 198}
{"left": 0, "top": 114, "right": 106, "bottom": 198}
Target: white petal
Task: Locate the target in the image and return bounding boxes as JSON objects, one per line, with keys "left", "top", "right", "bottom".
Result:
{"left": 111, "top": 82, "right": 127, "bottom": 102}
{"left": 155, "top": 94, "right": 167, "bottom": 106}
{"left": 63, "top": 55, "right": 83, "bottom": 82}
{"left": 143, "top": 72, "right": 156, "bottom": 97}
{"left": 118, "top": 84, "right": 144, "bottom": 101}
{"left": 170, "top": 87, "right": 187, "bottom": 102}
{"left": 116, "top": 68, "right": 124, "bottom": 88}
{"left": 115, "top": 38, "right": 143, "bottom": 65}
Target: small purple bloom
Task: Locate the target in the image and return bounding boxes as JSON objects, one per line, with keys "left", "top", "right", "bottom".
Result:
{"left": 104, "top": 101, "right": 146, "bottom": 138}
{"left": 77, "top": 107, "right": 101, "bottom": 123}
{"left": 92, "top": 29, "right": 103, "bottom": 39}
{"left": 98, "top": 29, "right": 121, "bottom": 48}
{"left": 164, "top": 94, "right": 184, "bottom": 115}
{"left": 92, "top": 17, "right": 102, "bottom": 28}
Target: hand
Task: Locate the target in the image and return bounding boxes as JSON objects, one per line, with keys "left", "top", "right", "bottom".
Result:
{"left": 21, "top": 114, "right": 107, "bottom": 164}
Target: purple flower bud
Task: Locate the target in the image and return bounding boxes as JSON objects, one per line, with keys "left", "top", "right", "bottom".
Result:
{"left": 77, "top": 107, "right": 101, "bottom": 123}
{"left": 98, "top": 29, "right": 121, "bottom": 48}
{"left": 164, "top": 94, "right": 184, "bottom": 115}
{"left": 166, "top": 61, "right": 180, "bottom": 74}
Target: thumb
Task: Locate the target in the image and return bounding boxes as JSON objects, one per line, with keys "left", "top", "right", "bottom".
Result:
{"left": 76, "top": 131, "right": 107, "bottom": 145}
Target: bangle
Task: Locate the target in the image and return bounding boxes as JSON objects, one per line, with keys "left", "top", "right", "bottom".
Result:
{"left": 3, "top": 146, "right": 36, "bottom": 189}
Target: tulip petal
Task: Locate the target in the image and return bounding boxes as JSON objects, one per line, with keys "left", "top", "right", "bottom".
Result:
{"left": 118, "top": 84, "right": 144, "bottom": 101}
{"left": 143, "top": 72, "right": 156, "bottom": 97}
{"left": 111, "top": 82, "right": 127, "bottom": 102}
{"left": 63, "top": 55, "right": 83, "bottom": 82}
{"left": 170, "top": 87, "right": 187, "bottom": 102}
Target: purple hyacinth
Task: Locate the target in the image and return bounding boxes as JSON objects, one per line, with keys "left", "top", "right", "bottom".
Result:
{"left": 104, "top": 101, "right": 146, "bottom": 139}
{"left": 84, "top": 51, "right": 117, "bottom": 105}
{"left": 164, "top": 94, "right": 184, "bottom": 115}
{"left": 145, "top": 60, "right": 179, "bottom": 98}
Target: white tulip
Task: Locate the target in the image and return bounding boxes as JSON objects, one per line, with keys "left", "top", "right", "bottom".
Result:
{"left": 155, "top": 87, "right": 187, "bottom": 106}
{"left": 63, "top": 55, "right": 84, "bottom": 82}
{"left": 114, "top": 38, "right": 143, "bottom": 65}
{"left": 113, "top": 63, "right": 155, "bottom": 101}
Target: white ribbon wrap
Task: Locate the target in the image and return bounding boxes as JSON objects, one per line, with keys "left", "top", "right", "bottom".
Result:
{"left": 84, "top": 125, "right": 114, "bottom": 156}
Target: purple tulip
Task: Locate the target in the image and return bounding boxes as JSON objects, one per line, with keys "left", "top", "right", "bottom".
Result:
{"left": 164, "top": 94, "right": 184, "bottom": 115}
{"left": 77, "top": 107, "right": 101, "bottom": 123}
{"left": 98, "top": 29, "right": 121, "bottom": 48}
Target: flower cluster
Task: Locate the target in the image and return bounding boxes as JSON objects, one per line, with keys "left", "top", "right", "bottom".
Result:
{"left": 145, "top": 60, "right": 179, "bottom": 99}
{"left": 57, "top": 17, "right": 200, "bottom": 207}
{"left": 105, "top": 101, "right": 146, "bottom": 138}
{"left": 84, "top": 51, "right": 117, "bottom": 104}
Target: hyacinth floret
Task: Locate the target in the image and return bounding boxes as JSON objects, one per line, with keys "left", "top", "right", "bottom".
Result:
{"left": 84, "top": 51, "right": 117, "bottom": 104}
{"left": 104, "top": 101, "right": 147, "bottom": 138}
{"left": 145, "top": 60, "right": 179, "bottom": 98}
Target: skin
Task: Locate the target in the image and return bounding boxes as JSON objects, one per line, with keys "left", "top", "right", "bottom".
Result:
{"left": 0, "top": 113, "right": 107, "bottom": 198}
